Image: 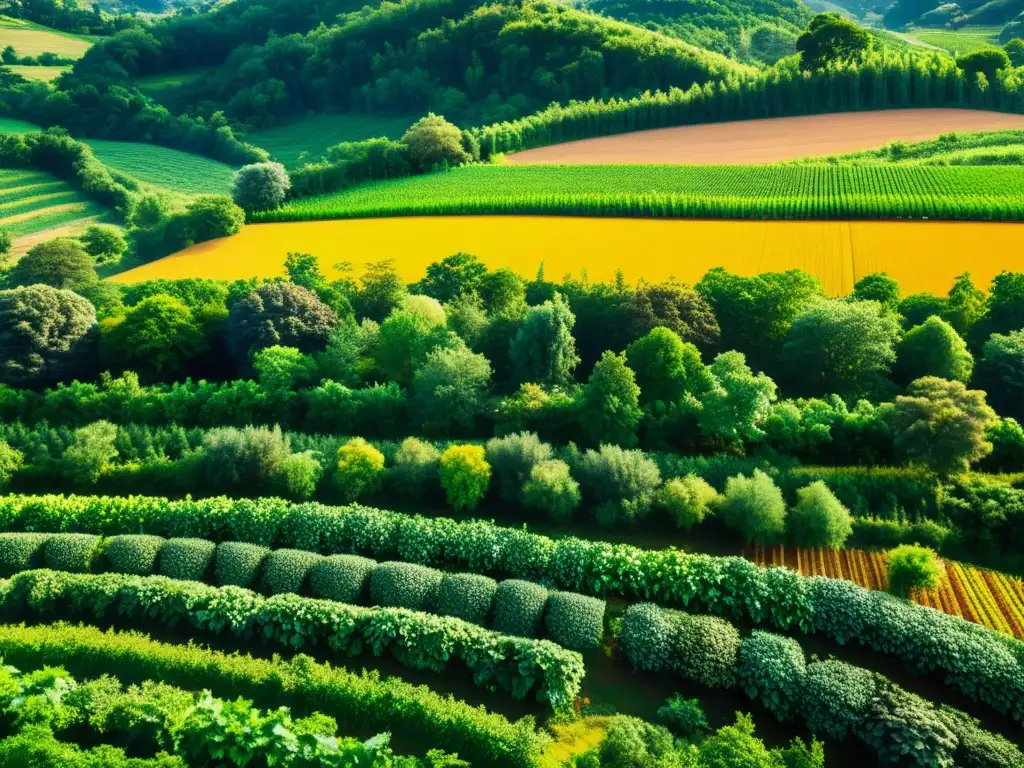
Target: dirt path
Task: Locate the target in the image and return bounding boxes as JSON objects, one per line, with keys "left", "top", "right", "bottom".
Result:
{"left": 505, "top": 108, "right": 1024, "bottom": 165}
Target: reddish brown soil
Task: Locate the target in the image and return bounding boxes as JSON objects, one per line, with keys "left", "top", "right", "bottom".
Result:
{"left": 505, "top": 108, "right": 1024, "bottom": 165}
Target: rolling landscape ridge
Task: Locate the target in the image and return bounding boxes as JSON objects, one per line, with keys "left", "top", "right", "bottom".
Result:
{"left": 2, "top": 0, "right": 1024, "bottom": 765}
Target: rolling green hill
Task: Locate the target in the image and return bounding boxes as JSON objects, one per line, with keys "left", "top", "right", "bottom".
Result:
{"left": 83, "top": 139, "right": 237, "bottom": 195}
{"left": 245, "top": 113, "right": 418, "bottom": 168}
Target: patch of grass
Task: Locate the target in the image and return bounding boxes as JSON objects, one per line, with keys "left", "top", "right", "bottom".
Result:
{"left": 6, "top": 64, "right": 70, "bottom": 82}
{"left": 133, "top": 67, "right": 217, "bottom": 100}
{"left": 0, "top": 117, "right": 39, "bottom": 134}
{"left": 908, "top": 26, "right": 1002, "bottom": 56}
{"left": 0, "top": 168, "right": 107, "bottom": 239}
{"left": 540, "top": 716, "right": 611, "bottom": 768}
{"left": 0, "top": 15, "right": 95, "bottom": 58}
{"left": 246, "top": 113, "right": 418, "bottom": 168}
{"left": 83, "top": 139, "right": 238, "bottom": 195}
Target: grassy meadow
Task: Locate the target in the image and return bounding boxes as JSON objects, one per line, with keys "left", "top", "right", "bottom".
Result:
{"left": 83, "top": 139, "right": 237, "bottom": 195}
{"left": 0, "top": 16, "right": 94, "bottom": 58}
{"left": 255, "top": 163, "right": 1024, "bottom": 222}
{"left": 0, "top": 117, "right": 38, "bottom": 134}
{"left": 246, "top": 113, "right": 418, "bottom": 168}
{"left": 907, "top": 26, "right": 1001, "bottom": 55}
{"left": 110, "top": 216, "right": 1022, "bottom": 297}
{"left": 133, "top": 67, "right": 216, "bottom": 100}
{"left": 6, "top": 64, "right": 70, "bottom": 82}
{"left": 0, "top": 168, "right": 106, "bottom": 241}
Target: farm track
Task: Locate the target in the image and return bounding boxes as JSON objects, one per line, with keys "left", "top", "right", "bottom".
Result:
{"left": 112, "top": 216, "right": 1024, "bottom": 296}
{"left": 506, "top": 108, "right": 1024, "bottom": 165}
{"left": 749, "top": 545, "right": 1024, "bottom": 639}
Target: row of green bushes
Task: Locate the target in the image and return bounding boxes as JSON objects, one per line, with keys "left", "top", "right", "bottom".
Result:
{"left": 0, "top": 622, "right": 546, "bottom": 766}
{"left": 618, "top": 603, "right": 1022, "bottom": 768}
{"left": 0, "top": 493, "right": 1019, "bottom": 723}
{"left": 0, "top": 661, "right": 449, "bottom": 767}
{"left": 0, "top": 569, "right": 584, "bottom": 712}
{"left": 0, "top": 531, "right": 605, "bottom": 651}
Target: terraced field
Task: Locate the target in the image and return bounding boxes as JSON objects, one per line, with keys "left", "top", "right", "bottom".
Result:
{"left": 0, "top": 168, "right": 107, "bottom": 251}
{"left": 110, "top": 216, "right": 1024, "bottom": 296}
{"left": 0, "top": 15, "right": 94, "bottom": 58}
{"left": 83, "top": 139, "right": 237, "bottom": 195}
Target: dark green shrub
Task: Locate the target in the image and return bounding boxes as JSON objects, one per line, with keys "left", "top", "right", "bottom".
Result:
{"left": 434, "top": 573, "right": 498, "bottom": 625}
{"left": 656, "top": 695, "right": 709, "bottom": 740}
{"left": 368, "top": 562, "right": 443, "bottom": 610}
{"left": 261, "top": 549, "right": 324, "bottom": 595}
{"left": 618, "top": 603, "right": 674, "bottom": 673}
{"left": 859, "top": 681, "right": 957, "bottom": 767}
{"left": 492, "top": 579, "right": 549, "bottom": 638}
{"left": 215, "top": 542, "right": 270, "bottom": 587}
{"left": 798, "top": 660, "right": 875, "bottom": 739}
{"left": 0, "top": 533, "right": 51, "bottom": 576}
{"left": 939, "top": 706, "right": 1024, "bottom": 768}
{"left": 309, "top": 554, "right": 377, "bottom": 603}
{"left": 667, "top": 612, "right": 740, "bottom": 689}
{"left": 736, "top": 631, "right": 805, "bottom": 721}
{"left": 544, "top": 592, "right": 605, "bottom": 651}
{"left": 43, "top": 534, "right": 101, "bottom": 573}
{"left": 104, "top": 535, "right": 166, "bottom": 575}
{"left": 159, "top": 538, "right": 217, "bottom": 581}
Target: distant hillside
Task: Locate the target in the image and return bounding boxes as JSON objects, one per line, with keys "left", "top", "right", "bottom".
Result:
{"left": 580, "top": 0, "right": 814, "bottom": 62}
{"left": 81, "top": 0, "right": 755, "bottom": 128}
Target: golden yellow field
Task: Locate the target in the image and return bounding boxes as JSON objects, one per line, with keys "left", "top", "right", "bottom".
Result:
{"left": 111, "top": 217, "right": 1024, "bottom": 295}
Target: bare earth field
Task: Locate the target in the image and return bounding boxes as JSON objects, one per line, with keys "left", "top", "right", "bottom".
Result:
{"left": 506, "top": 109, "right": 1024, "bottom": 165}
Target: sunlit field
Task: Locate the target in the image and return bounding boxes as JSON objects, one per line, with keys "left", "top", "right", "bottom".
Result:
{"left": 111, "top": 216, "right": 1024, "bottom": 296}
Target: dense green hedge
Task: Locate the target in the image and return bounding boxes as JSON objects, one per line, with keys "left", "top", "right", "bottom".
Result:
{"left": 619, "top": 603, "right": 1023, "bottom": 768}
{"left": 0, "top": 530, "right": 604, "bottom": 651}
{"left": 0, "top": 622, "right": 547, "bottom": 767}
{"left": 0, "top": 662, "right": 451, "bottom": 767}
{"left": 0, "top": 494, "right": 1018, "bottom": 723}
{"left": 0, "top": 569, "right": 584, "bottom": 712}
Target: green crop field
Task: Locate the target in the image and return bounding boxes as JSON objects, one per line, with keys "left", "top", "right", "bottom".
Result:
{"left": 83, "top": 139, "right": 238, "bottom": 195}
{"left": 6, "top": 64, "right": 70, "bottom": 82}
{"left": 255, "top": 163, "right": 1024, "bottom": 223}
{"left": 908, "top": 26, "right": 1001, "bottom": 55}
{"left": 801, "top": 129, "right": 1024, "bottom": 165}
{"left": 0, "top": 15, "right": 95, "bottom": 58}
{"left": 246, "top": 113, "right": 418, "bottom": 168}
{"left": 0, "top": 117, "right": 39, "bottom": 134}
{"left": 0, "top": 168, "right": 106, "bottom": 240}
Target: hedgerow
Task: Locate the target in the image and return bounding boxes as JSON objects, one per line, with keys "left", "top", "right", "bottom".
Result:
{"left": 309, "top": 554, "right": 377, "bottom": 603}
{"left": 1, "top": 493, "right": 1021, "bottom": 723}
{"left": 261, "top": 548, "right": 323, "bottom": 595}
{"left": 104, "top": 534, "right": 165, "bottom": 575}
{"left": 0, "top": 569, "right": 584, "bottom": 713}
{"left": 0, "top": 533, "right": 50, "bottom": 576}
{"left": 0, "top": 663, "right": 456, "bottom": 768}
{"left": 369, "top": 562, "right": 444, "bottom": 611}
{"left": 618, "top": 603, "right": 1023, "bottom": 768}
{"left": 43, "top": 533, "right": 100, "bottom": 573}
{"left": 493, "top": 580, "right": 549, "bottom": 639}
{"left": 215, "top": 541, "right": 269, "bottom": 587}
{"left": 543, "top": 592, "right": 605, "bottom": 651}
{"left": 158, "top": 538, "right": 216, "bottom": 581}
{"left": 435, "top": 573, "right": 498, "bottom": 626}
{"left": 0, "top": 622, "right": 548, "bottom": 767}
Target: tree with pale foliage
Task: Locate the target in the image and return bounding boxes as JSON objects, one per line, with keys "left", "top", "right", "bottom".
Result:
{"left": 718, "top": 470, "right": 787, "bottom": 545}
{"left": 401, "top": 113, "right": 471, "bottom": 171}
{"left": 334, "top": 437, "right": 385, "bottom": 502}
{"left": 232, "top": 162, "right": 291, "bottom": 212}
{"left": 439, "top": 444, "right": 491, "bottom": 512}
{"left": 788, "top": 481, "right": 852, "bottom": 548}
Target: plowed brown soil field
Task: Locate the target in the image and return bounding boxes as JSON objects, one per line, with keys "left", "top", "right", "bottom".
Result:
{"left": 505, "top": 108, "right": 1024, "bottom": 165}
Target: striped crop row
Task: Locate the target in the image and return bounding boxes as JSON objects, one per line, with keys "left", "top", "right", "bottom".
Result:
{"left": 748, "top": 545, "right": 1024, "bottom": 639}
{"left": 256, "top": 164, "right": 1024, "bottom": 224}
